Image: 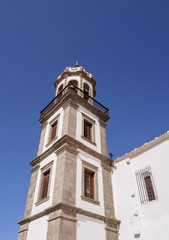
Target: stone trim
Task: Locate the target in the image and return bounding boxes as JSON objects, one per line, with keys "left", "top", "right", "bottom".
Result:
{"left": 99, "top": 119, "right": 107, "bottom": 128}
{"left": 30, "top": 135, "right": 113, "bottom": 167}
{"left": 115, "top": 130, "right": 169, "bottom": 163}
{"left": 18, "top": 202, "right": 120, "bottom": 226}
{"left": 81, "top": 135, "right": 96, "bottom": 145}
{"left": 30, "top": 164, "right": 40, "bottom": 173}
{"left": 55, "top": 143, "right": 79, "bottom": 156}
{"left": 62, "top": 99, "right": 78, "bottom": 110}
{"left": 81, "top": 195, "right": 100, "bottom": 205}
{"left": 35, "top": 196, "right": 50, "bottom": 206}
{"left": 46, "top": 113, "right": 60, "bottom": 146}
{"left": 37, "top": 122, "right": 48, "bottom": 156}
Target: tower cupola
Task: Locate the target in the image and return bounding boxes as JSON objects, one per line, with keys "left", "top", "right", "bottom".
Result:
{"left": 54, "top": 63, "right": 96, "bottom": 98}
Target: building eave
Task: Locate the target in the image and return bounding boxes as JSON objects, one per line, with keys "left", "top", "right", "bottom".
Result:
{"left": 115, "top": 130, "right": 169, "bottom": 163}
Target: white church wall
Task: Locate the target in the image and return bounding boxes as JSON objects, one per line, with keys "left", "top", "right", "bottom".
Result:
{"left": 76, "top": 214, "right": 106, "bottom": 240}
{"left": 31, "top": 152, "right": 57, "bottom": 216}
{"left": 76, "top": 105, "right": 101, "bottom": 153}
{"left": 113, "top": 139, "right": 169, "bottom": 240}
{"left": 76, "top": 150, "right": 105, "bottom": 216}
{"left": 26, "top": 215, "right": 48, "bottom": 240}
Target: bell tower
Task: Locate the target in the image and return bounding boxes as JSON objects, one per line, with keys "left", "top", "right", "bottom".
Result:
{"left": 18, "top": 64, "right": 120, "bottom": 240}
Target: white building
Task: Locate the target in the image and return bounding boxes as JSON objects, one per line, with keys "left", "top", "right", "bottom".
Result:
{"left": 18, "top": 64, "right": 169, "bottom": 240}
{"left": 113, "top": 131, "right": 169, "bottom": 240}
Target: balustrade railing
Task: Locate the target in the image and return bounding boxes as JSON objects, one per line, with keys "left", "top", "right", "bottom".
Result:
{"left": 40, "top": 82, "right": 109, "bottom": 117}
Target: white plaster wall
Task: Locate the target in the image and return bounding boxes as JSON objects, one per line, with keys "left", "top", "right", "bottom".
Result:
{"left": 31, "top": 152, "right": 57, "bottom": 215}
{"left": 76, "top": 105, "right": 101, "bottom": 153}
{"left": 27, "top": 215, "right": 48, "bottom": 240}
{"left": 76, "top": 150, "right": 105, "bottom": 216}
{"left": 77, "top": 214, "right": 106, "bottom": 240}
{"left": 113, "top": 139, "right": 169, "bottom": 240}
{"left": 43, "top": 107, "right": 64, "bottom": 152}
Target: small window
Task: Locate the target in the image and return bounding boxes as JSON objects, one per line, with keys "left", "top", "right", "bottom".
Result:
{"left": 135, "top": 166, "right": 158, "bottom": 204}
{"left": 84, "top": 119, "right": 92, "bottom": 141}
{"left": 36, "top": 161, "right": 54, "bottom": 206}
{"left": 50, "top": 121, "right": 57, "bottom": 141}
{"left": 81, "top": 160, "right": 99, "bottom": 205}
{"left": 40, "top": 169, "right": 50, "bottom": 200}
{"left": 46, "top": 114, "right": 60, "bottom": 146}
{"left": 81, "top": 113, "right": 96, "bottom": 144}
{"left": 84, "top": 168, "right": 95, "bottom": 199}
{"left": 144, "top": 176, "right": 156, "bottom": 201}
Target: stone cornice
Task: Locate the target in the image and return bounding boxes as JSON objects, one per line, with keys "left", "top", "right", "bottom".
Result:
{"left": 29, "top": 134, "right": 114, "bottom": 168}
{"left": 115, "top": 130, "right": 169, "bottom": 163}
{"left": 18, "top": 202, "right": 120, "bottom": 227}
{"left": 39, "top": 89, "right": 109, "bottom": 124}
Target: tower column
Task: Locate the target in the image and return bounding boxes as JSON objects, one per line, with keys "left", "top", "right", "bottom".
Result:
{"left": 46, "top": 144, "right": 78, "bottom": 240}
{"left": 18, "top": 165, "right": 40, "bottom": 240}
{"left": 37, "top": 122, "right": 47, "bottom": 156}
{"left": 101, "top": 160, "right": 119, "bottom": 240}
{"left": 99, "top": 120, "right": 108, "bottom": 156}
{"left": 61, "top": 99, "right": 78, "bottom": 138}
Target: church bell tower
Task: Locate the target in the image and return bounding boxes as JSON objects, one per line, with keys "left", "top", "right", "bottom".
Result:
{"left": 18, "top": 64, "right": 120, "bottom": 240}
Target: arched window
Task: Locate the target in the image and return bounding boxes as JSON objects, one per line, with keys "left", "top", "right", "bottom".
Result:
{"left": 144, "top": 176, "right": 155, "bottom": 201}
{"left": 69, "top": 80, "right": 78, "bottom": 93}
{"left": 58, "top": 84, "right": 63, "bottom": 97}
{"left": 83, "top": 83, "right": 90, "bottom": 101}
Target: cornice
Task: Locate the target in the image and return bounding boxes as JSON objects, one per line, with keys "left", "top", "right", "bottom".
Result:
{"left": 115, "top": 130, "right": 169, "bottom": 163}
{"left": 18, "top": 202, "right": 120, "bottom": 227}
{"left": 29, "top": 134, "right": 114, "bottom": 168}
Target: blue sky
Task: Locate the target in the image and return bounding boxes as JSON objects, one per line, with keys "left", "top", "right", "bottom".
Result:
{"left": 0, "top": 0, "right": 169, "bottom": 239}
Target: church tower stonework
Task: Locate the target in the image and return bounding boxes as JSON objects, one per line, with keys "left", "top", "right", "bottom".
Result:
{"left": 18, "top": 64, "right": 120, "bottom": 240}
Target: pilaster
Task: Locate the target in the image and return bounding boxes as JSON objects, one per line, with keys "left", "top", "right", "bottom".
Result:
{"left": 37, "top": 122, "right": 48, "bottom": 156}
{"left": 62, "top": 99, "right": 78, "bottom": 138}
{"left": 46, "top": 144, "right": 78, "bottom": 240}
{"left": 99, "top": 119, "right": 108, "bottom": 155}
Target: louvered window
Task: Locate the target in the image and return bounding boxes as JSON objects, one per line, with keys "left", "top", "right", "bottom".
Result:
{"left": 40, "top": 170, "right": 50, "bottom": 200}
{"left": 51, "top": 121, "right": 57, "bottom": 141}
{"left": 84, "top": 168, "right": 95, "bottom": 199}
{"left": 84, "top": 119, "right": 92, "bottom": 141}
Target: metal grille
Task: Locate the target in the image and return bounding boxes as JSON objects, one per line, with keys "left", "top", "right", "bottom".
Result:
{"left": 135, "top": 166, "right": 158, "bottom": 204}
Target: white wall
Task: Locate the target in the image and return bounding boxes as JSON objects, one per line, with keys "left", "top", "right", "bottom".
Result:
{"left": 113, "top": 139, "right": 169, "bottom": 240}
{"left": 27, "top": 215, "right": 48, "bottom": 240}
{"left": 77, "top": 214, "right": 106, "bottom": 240}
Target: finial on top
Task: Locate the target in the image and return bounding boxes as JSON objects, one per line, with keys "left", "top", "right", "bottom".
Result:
{"left": 75, "top": 61, "right": 79, "bottom": 67}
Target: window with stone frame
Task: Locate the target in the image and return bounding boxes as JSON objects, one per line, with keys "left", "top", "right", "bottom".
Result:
{"left": 81, "top": 113, "right": 96, "bottom": 144}
{"left": 81, "top": 160, "right": 99, "bottom": 205}
{"left": 47, "top": 114, "right": 60, "bottom": 146}
{"left": 135, "top": 166, "right": 158, "bottom": 205}
{"left": 36, "top": 161, "right": 53, "bottom": 206}
{"left": 50, "top": 121, "right": 57, "bottom": 141}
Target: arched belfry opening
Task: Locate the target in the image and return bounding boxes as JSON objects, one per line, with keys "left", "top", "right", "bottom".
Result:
{"left": 83, "top": 82, "right": 90, "bottom": 101}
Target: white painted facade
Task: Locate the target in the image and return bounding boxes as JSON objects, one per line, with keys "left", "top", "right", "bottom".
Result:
{"left": 113, "top": 133, "right": 169, "bottom": 240}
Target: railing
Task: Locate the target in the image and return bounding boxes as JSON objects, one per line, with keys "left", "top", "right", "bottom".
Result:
{"left": 40, "top": 82, "right": 109, "bottom": 117}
